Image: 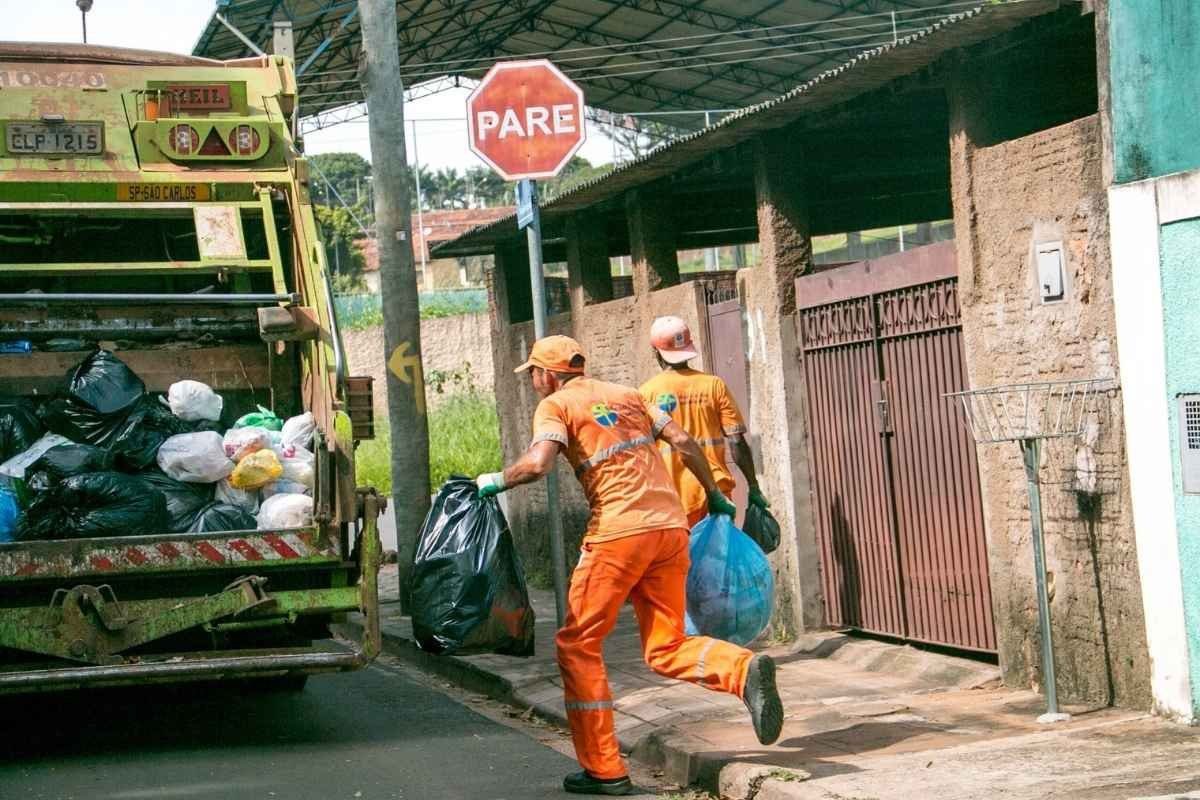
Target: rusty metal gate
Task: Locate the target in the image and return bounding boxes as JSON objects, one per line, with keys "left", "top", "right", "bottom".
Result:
{"left": 701, "top": 276, "right": 750, "bottom": 517}
{"left": 797, "top": 242, "right": 995, "bottom": 652}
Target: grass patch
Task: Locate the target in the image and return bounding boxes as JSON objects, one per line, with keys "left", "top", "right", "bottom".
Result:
{"left": 335, "top": 290, "right": 487, "bottom": 330}
{"left": 355, "top": 391, "right": 502, "bottom": 493}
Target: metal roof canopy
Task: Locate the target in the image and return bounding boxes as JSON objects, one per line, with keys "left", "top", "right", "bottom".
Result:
{"left": 430, "top": 0, "right": 1084, "bottom": 258}
{"left": 192, "top": 0, "right": 997, "bottom": 128}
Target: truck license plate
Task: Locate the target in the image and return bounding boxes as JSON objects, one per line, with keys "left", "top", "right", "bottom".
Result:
{"left": 6, "top": 122, "right": 103, "bottom": 155}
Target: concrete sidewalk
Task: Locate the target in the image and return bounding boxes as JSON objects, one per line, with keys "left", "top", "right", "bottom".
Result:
{"left": 349, "top": 566, "right": 1200, "bottom": 799}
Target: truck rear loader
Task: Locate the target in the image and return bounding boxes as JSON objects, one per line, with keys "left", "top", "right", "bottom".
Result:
{"left": 0, "top": 42, "right": 382, "bottom": 692}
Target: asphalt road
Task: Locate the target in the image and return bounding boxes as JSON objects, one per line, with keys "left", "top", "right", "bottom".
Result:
{"left": 0, "top": 663, "right": 660, "bottom": 800}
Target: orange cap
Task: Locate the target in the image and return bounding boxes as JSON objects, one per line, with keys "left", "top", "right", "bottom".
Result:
{"left": 514, "top": 335, "right": 587, "bottom": 374}
{"left": 650, "top": 316, "right": 699, "bottom": 364}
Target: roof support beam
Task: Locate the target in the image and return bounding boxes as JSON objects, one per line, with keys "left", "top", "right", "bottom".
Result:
{"left": 297, "top": 5, "right": 358, "bottom": 74}
{"left": 214, "top": 12, "right": 268, "bottom": 56}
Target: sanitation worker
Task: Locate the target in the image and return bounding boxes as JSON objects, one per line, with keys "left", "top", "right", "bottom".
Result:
{"left": 476, "top": 335, "right": 783, "bottom": 796}
{"left": 639, "top": 316, "right": 769, "bottom": 528}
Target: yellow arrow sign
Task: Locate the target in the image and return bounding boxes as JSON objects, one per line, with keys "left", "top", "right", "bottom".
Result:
{"left": 387, "top": 340, "right": 426, "bottom": 415}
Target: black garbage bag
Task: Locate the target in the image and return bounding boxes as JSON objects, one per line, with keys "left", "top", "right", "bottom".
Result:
{"left": 187, "top": 502, "right": 257, "bottom": 533}
{"left": 38, "top": 350, "right": 147, "bottom": 450}
{"left": 38, "top": 396, "right": 128, "bottom": 448}
{"left": 140, "top": 469, "right": 215, "bottom": 532}
{"left": 407, "top": 477, "right": 535, "bottom": 657}
{"left": 17, "top": 472, "right": 168, "bottom": 541}
{"left": 0, "top": 397, "right": 41, "bottom": 462}
{"left": 742, "top": 503, "right": 781, "bottom": 555}
{"left": 110, "top": 396, "right": 209, "bottom": 470}
{"left": 31, "top": 443, "right": 115, "bottom": 482}
{"left": 63, "top": 349, "right": 144, "bottom": 415}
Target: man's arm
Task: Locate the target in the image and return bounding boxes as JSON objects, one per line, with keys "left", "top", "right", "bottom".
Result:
{"left": 478, "top": 440, "right": 560, "bottom": 497}
{"left": 658, "top": 419, "right": 735, "bottom": 516}
{"left": 729, "top": 434, "right": 759, "bottom": 491}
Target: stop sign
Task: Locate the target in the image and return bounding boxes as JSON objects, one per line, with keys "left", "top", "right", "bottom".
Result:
{"left": 466, "top": 59, "right": 586, "bottom": 181}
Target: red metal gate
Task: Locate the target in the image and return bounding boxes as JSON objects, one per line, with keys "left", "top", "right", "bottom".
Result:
{"left": 797, "top": 242, "right": 995, "bottom": 652}
{"left": 702, "top": 279, "right": 750, "bottom": 518}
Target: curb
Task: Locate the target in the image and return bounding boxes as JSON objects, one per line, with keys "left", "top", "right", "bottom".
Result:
{"left": 336, "top": 616, "right": 750, "bottom": 794}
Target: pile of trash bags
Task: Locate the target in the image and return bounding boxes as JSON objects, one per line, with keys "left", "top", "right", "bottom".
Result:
{"left": 0, "top": 349, "right": 318, "bottom": 543}
{"left": 407, "top": 477, "right": 535, "bottom": 658}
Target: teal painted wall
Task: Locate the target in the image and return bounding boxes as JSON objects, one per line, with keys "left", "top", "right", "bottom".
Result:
{"left": 1159, "top": 218, "right": 1200, "bottom": 714}
{"left": 1110, "top": 1, "right": 1200, "bottom": 183}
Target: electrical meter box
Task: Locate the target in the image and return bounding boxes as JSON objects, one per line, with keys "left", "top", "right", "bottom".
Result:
{"left": 1179, "top": 394, "right": 1200, "bottom": 494}
{"left": 1036, "top": 241, "right": 1066, "bottom": 303}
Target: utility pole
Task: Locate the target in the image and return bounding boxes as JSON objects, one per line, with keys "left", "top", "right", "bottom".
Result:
{"left": 357, "top": 0, "right": 430, "bottom": 608}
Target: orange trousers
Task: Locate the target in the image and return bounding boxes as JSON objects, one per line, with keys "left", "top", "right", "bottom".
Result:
{"left": 556, "top": 528, "right": 753, "bottom": 780}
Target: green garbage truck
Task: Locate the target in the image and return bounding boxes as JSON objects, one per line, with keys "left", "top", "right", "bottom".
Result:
{"left": 0, "top": 42, "right": 381, "bottom": 692}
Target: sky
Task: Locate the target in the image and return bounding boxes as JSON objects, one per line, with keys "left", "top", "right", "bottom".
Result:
{"left": 4, "top": 0, "right": 618, "bottom": 171}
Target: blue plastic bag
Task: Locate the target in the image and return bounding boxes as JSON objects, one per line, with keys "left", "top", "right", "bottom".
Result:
{"left": 684, "top": 514, "right": 774, "bottom": 646}
{"left": 0, "top": 484, "right": 18, "bottom": 543}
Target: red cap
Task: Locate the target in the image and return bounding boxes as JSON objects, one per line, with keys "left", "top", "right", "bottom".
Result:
{"left": 514, "top": 335, "right": 587, "bottom": 374}
{"left": 650, "top": 316, "right": 698, "bottom": 364}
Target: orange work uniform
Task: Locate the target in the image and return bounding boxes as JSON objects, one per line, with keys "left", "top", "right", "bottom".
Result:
{"left": 533, "top": 377, "right": 753, "bottom": 779}
{"left": 639, "top": 368, "right": 747, "bottom": 528}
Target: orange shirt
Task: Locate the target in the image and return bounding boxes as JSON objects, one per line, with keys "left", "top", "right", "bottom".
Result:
{"left": 532, "top": 377, "right": 687, "bottom": 543}
{"left": 639, "top": 368, "right": 746, "bottom": 517}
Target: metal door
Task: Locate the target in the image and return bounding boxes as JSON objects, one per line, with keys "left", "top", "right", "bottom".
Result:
{"left": 703, "top": 282, "right": 750, "bottom": 518}
{"left": 797, "top": 243, "right": 995, "bottom": 652}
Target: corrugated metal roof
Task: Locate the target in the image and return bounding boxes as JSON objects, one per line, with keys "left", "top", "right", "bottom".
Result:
{"left": 192, "top": 0, "right": 991, "bottom": 125}
{"left": 432, "top": 0, "right": 1070, "bottom": 257}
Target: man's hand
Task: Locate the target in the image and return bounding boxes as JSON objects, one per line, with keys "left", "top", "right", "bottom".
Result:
{"left": 708, "top": 490, "right": 736, "bottom": 518}
{"left": 476, "top": 472, "right": 506, "bottom": 499}
{"left": 749, "top": 487, "right": 771, "bottom": 510}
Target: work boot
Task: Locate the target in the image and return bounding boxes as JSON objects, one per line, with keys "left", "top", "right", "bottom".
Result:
{"left": 562, "top": 771, "right": 635, "bottom": 795}
{"left": 742, "top": 654, "right": 784, "bottom": 745}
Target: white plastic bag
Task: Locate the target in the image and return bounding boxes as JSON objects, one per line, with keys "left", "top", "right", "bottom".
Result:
{"left": 257, "top": 493, "right": 313, "bottom": 530}
{"left": 262, "top": 479, "right": 310, "bottom": 498}
{"left": 0, "top": 433, "right": 71, "bottom": 479}
{"left": 165, "top": 380, "right": 223, "bottom": 422}
{"left": 223, "top": 426, "right": 271, "bottom": 462}
{"left": 216, "top": 477, "right": 260, "bottom": 514}
{"left": 280, "top": 412, "right": 316, "bottom": 451}
{"left": 157, "top": 431, "right": 234, "bottom": 483}
{"left": 278, "top": 445, "right": 314, "bottom": 489}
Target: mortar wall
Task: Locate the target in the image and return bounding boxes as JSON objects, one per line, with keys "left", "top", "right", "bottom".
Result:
{"left": 952, "top": 113, "right": 1151, "bottom": 707}
{"left": 342, "top": 313, "right": 495, "bottom": 415}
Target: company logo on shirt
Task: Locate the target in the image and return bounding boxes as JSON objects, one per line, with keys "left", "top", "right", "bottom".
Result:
{"left": 590, "top": 402, "right": 619, "bottom": 427}
{"left": 656, "top": 392, "right": 678, "bottom": 414}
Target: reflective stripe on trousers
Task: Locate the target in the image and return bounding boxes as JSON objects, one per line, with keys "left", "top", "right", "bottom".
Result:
{"left": 556, "top": 528, "right": 753, "bottom": 780}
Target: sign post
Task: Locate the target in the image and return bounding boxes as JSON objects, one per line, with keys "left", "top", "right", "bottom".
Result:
{"left": 468, "top": 60, "right": 586, "bottom": 626}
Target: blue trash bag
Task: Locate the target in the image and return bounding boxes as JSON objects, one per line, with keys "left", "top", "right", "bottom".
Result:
{"left": 684, "top": 514, "right": 774, "bottom": 646}
{"left": 0, "top": 483, "right": 18, "bottom": 543}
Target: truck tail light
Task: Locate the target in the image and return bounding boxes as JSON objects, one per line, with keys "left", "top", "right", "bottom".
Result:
{"left": 228, "top": 125, "right": 261, "bottom": 156}
{"left": 168, "top": 125, "right": 200, "bottom": 155}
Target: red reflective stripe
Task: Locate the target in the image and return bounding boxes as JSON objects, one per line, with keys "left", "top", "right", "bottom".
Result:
{"left": 15, "top": 563, "right": 38, "bottom": 577}
{"left": 89, "top": 555, "right": 116, "bottom": 571}
{"left": 228, "top": 539, "right": 264, "bottom": 561}
{"left": 156, "top": 542, "right": 182, "bottom": 560}
{"left": 124, "top": 547, "right": 148, "bottom": 566}
{"left": 262, "top": 533, "right": 301, "bottom": 559}
{"left": 195, "top": 542, "right": 226, "bottom": 564}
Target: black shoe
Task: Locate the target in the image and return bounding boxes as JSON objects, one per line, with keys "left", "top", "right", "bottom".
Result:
{"left": 562, "top": 771, "right": 635, "bottom": 795}
{"left": 743, "top": 654, "right": 784, "bottom": 745}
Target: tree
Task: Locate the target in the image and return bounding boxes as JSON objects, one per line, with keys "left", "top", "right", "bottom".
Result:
{"left": 465, "top": 166, "right": 508, "bottom": 206}
{"left": 309, "top": 152, "right": 372, "bottom": 207}
{"left": 314, "top": 203, "right": 367, "bottom": 288}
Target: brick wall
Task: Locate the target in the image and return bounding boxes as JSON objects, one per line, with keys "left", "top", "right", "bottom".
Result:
{"left": 953, "top": 114, "right": 1151, "bottom": 707}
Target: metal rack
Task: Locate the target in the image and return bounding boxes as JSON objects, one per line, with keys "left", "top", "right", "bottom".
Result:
{"left": 946, "top": 378, "right": 1114, "bottom": 723}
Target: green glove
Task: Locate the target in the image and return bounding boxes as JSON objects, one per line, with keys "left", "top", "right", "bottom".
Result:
{"left": 476, "top": 472, "right": 506, "bottom": 499}
{"left": 749, "top": 487, "right": 771, "bottom": 509}
{"left": 707, "top": 489, "right": 736, "bottom": 518}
